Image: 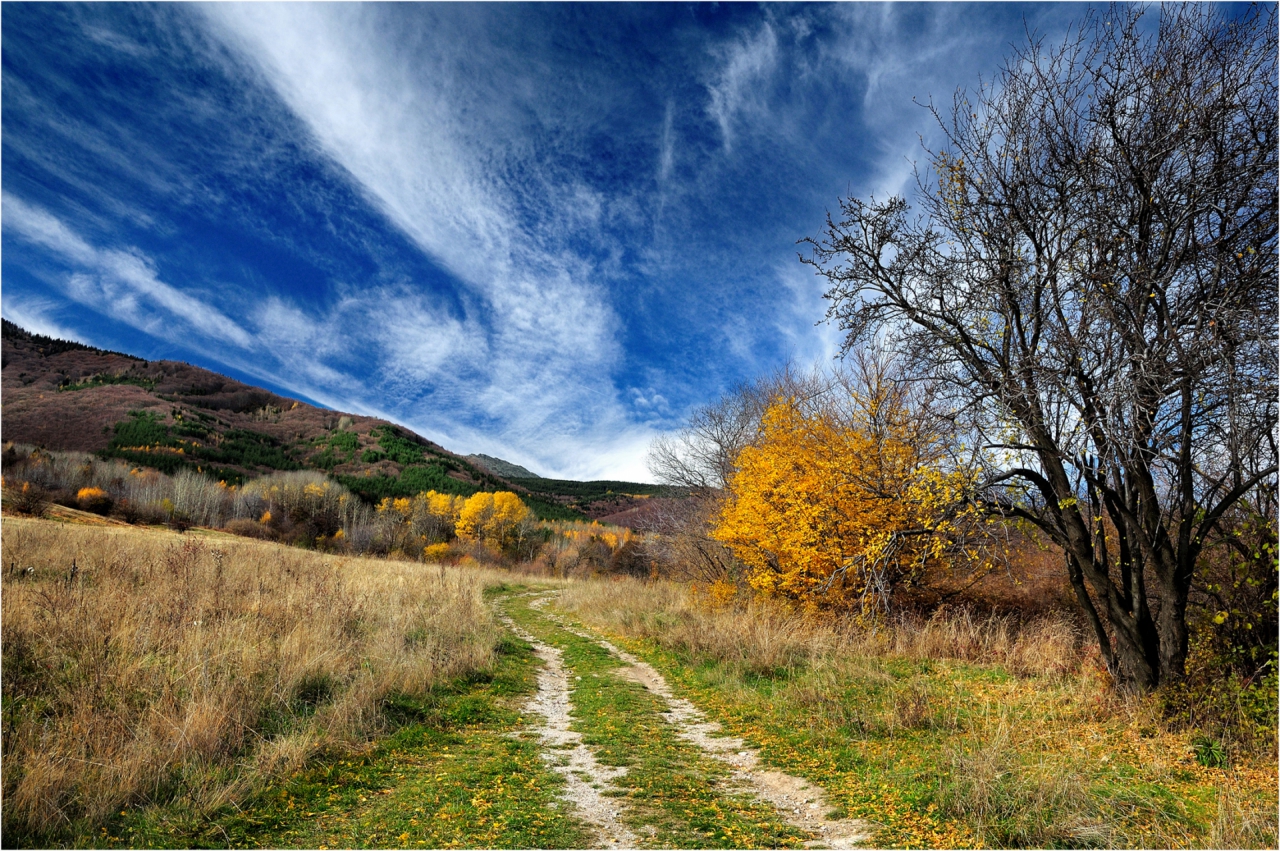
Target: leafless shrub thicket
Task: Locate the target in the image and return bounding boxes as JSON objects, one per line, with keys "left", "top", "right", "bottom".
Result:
{"left": 1, "top": 444, "right": 391, "bottom": 551}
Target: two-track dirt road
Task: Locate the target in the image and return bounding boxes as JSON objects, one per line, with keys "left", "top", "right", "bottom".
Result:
{"left": 497, "top": 589, "right": 873, "bottom": 849}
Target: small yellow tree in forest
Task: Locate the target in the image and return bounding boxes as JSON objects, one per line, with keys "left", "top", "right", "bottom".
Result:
{"left": 713, "top": 381, "right": 978, "bottom": 615}
{"left": 412, "top": 490, "right": 464, "bottom": 542}
{"left": 456, "top": 491, "right": 532, "bottom": 550}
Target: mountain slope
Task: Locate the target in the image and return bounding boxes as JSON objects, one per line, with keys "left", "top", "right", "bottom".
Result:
{"left": 1, "top": 320, "right": 517, "bottom": 501}
{"left": 2, "top": 321, "right": 676, "bottom": 524}
{"left": 467, "top": 454, "right": 541, "bottom": 479}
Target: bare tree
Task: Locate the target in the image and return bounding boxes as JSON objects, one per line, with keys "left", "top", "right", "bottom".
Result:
{"left": 803, "top": 5, "right": 1277, "bottom": 691}
{"left": 646, "top": 389, "right": 761, "bottom": 493}
{"left": 648, "top": 365, "right": 828, "bottom": 492}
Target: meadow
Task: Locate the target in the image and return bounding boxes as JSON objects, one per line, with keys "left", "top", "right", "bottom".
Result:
{"left": 0, "top": 517, "right": 511, "bottom": 845}
{"left": 3, "top": 513, "right": 1275, "bottom": 849}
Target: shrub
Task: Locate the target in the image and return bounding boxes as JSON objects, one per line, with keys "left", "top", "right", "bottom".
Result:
{"left": 75, "top": 486, "right": 113, "bottom": 515}
{"left": 224, "top": 517, "right": 275, "bottom": 540}
{"left": 610, "top": 538, "right": 652, "bottom": 578}
{"left": 2, "top": 480, "right": 50, "bottom": 517}
{"left": 423, "top": 542, "right": 453, "bottom": 562}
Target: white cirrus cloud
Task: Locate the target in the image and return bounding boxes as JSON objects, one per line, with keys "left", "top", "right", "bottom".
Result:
{"left": 198, "top": 4, "right": 638, "bottom": 465}
{"left": 2, "top": 193, "right": 255, "bottom": 349}
{"left": 705, "top": 21, "right": 779, "bottom": 151}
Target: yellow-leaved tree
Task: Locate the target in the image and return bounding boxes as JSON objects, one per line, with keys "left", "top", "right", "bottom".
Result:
{"left": 712, "top": 368, "right": 981, "bottom": 615}
{"left": 456, "top": 491, "right": 533, "bottom": 551}
{"left": 412, "top": 490, "right": 464, "bottom": 542}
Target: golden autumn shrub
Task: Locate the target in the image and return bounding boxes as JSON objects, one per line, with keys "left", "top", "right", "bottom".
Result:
{"left": 415, "top": 490, "right": 464, "bottom": 542}
{"left": 713, "top": 388, "right": 981, "bottom": 615}
{"left": 456, "top": 491, "right": 533, "bottom": 551}
{"left": 75, "top": 486, "right": 112, "bottom": 515}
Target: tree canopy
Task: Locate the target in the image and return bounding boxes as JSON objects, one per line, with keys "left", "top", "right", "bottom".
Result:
{"left": 712, "top": 366, "right": 980, "bottom": 615}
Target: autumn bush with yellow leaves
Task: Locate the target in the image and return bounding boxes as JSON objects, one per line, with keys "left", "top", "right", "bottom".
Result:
{"left": 371, "top": 489, "right": 538, "bottom": 560}
{"left": 530, "top": 519, "right": 642, "bottom": 577}
{"left": 362, "top": 490, "right": 643, "bottom": 573}
{"left": 712, "top": 375, "right": 987, "bottom": 615}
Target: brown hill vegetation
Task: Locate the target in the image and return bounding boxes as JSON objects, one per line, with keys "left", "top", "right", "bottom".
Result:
{"left": 2, "top": 320, "right": 518, "bottom": 499}
{"left": 1, "top": 322, "right": 661, "bottom": 522}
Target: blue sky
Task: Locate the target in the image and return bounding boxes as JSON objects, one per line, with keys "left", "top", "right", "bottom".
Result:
{"left": 2, "top": 3, "right": 1084, "bottom": 480}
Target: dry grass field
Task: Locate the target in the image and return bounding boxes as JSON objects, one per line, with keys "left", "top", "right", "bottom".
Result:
{"left": 0, "top": 517, "right": 512, "bottom": 843}
{"left": 557, "top": 580, "right": 1279, "bottom": 848}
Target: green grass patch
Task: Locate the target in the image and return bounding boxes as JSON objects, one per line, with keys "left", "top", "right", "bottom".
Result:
{"left": 90, "top": 632, "right": 591, "bottom": 850}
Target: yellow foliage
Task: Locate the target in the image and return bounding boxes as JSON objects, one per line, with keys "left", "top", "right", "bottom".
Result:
{"left": 713, "top": 391, "right": 973, "bottom": 615}
{"left": 455, "top": 492, "right": 493, "bottom": 541}
{"left": 423, "top": 542, "right": 451, "bottom": 562}
{"left": 689, "top": 579, "right": 740, "bottom": 610}
{"left": 456, "top": 491, "right": 531, "bottom": 547}
{"left": 425, "top": 491, "right": 462, "bottom": 521}
{"left": 491, "top": 491, "right": 530, "bottom": 530}
{"left": 76, "top": 487, "right": 108, "bottom": 501}
{"left": 376, "top": 496, "right": 413, "bottom": 519}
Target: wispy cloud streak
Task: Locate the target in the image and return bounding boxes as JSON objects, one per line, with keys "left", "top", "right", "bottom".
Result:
{"left": 3, "top": 194, "right": 254, "bottom": 349}
{"left": 201, "top": 5, "right": 629, "bottom": 459}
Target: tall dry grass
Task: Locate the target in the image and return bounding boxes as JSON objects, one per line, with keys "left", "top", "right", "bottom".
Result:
{"left": 1, "top": 517, "right": 506, "bottom": 842}
{"left": 557, "top": 578, "right": 1278, "bottom": 848}
{"left": 557, "top": 578, "right": 1082, "bottom": 677}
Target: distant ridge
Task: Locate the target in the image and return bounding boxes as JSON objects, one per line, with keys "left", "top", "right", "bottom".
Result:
{"left": 1, "top": 318, "right": 142, "bottom": 361}
{"left": 467, "top": 453, "right": 540, "bottom": 479}
{"left": 0, "top": 319, "right": 520, "bottom": 502}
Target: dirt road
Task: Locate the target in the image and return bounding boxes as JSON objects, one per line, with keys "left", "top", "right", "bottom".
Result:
{"left": 498, "top": 590, "right": 873, "bottom": 849}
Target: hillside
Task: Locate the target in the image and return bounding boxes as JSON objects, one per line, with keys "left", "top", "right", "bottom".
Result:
{"left": 0, "top": 321, "right": 572, "bottom": 515}
{"left": 0, "top": 321, "right": 675, "bottom": 523}
{"left": 510, "top": 476, "right": 687, "bottom": 523}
